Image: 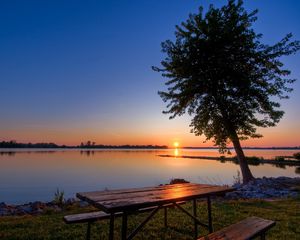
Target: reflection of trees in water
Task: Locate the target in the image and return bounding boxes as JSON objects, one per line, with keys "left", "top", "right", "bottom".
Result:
{"left": 275, "top": 163, "right": 286, "bottom": 169}
{"left": 295, "top": 167, "right": 300, "bottom": 174}
{"left": 0, "top": 151, "right": 16, "bottom": 156}
{"left": 80, "top": 150, "right": 95, "bottom": 156}
{"left": 0, "top": 150, "right": 59, "bottom": 156}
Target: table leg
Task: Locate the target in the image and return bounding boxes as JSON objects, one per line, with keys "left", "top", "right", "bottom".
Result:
{"left": 164, "top": 206, "right": 168, "bottom": 228}
{"left": 109, "top": 213, "right": 115, "bottom": 240}
{"left": 121, "top": 211, "right": 128, "bottom": 240}
{"left": 193, "top": 199, "right": 198, "bottom": 239}
{"left": 207, "top": 196, "right": 213, "bottom": 233}
{"left": 86, "top": 222, "right": 91, "bottom": 240}
{"left": 127, "top": 206, "right": 161, "bottom": 240}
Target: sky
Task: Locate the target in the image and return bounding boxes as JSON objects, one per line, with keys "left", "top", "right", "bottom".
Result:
{"left": 0, "top": 0, "right": 299, "bottom": 147}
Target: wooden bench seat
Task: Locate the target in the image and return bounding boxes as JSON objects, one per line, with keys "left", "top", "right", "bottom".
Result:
{"left": 64, "top": 210, "right": 121, "bottom": 224}
{"left": 198, "top": 216, "right": 275, "bottom": 240}
{"left": 64, "top": 201, "right": 185, "bottom": 240}
{"left": 63, "top": 201, "right": 184, "bottom": 224}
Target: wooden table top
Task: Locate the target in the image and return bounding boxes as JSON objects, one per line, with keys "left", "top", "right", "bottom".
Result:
{"left": 76, "top": 183, "right": 234, "bottom": 213}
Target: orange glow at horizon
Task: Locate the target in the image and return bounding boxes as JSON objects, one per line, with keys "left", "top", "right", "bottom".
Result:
{"left": 0, "top": 121, "right": 299, "bottom": 147}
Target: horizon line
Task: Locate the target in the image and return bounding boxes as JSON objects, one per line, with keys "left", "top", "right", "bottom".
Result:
{"left": 0, "top": 140, "right": 299, "bottom": 150}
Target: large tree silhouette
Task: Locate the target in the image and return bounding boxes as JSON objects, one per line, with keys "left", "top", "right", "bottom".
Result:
{"left": 153, "top": 0, "right": 300, "bottom": 183}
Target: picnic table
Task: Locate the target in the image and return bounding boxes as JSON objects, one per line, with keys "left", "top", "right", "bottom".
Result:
{"left": 76, "top": 183, "right": 234, "bottom": 240}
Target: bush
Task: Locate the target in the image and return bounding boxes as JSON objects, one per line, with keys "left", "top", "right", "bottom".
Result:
{"left": 233, "top": 170, "right": 241, "bottom": 185}
{"left": 169, "top": 178, "right": 190, "bottom": 184}
{"left": 246, "top": 156, "right": 262, "bottom": 166}
{"left": 293, "top": 152, "right": 300, "bottom": 160}
{"left": 275, "top": 156, "right": 285, "bottom": 161}
{"left": 53, "top": 188, "right": 65, "bottom": 207}
{"left": 219, "top": 156, "right": 226, "bottom": 163}
{"left": 232, "top": 156, "right": 239, "bottom": 164}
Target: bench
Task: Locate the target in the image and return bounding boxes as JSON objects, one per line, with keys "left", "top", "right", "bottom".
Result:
{"left": 64, "top": 202, "right": 185, "bottom": 240}
{"left": 198, "top": 216, "right": 275, "bottom": 240}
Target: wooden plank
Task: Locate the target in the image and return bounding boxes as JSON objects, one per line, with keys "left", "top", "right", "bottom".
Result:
{"left": 97, "top": 185, "right": 230, "bottom": 204}
{"left": 77, "top": 184, "right": 234, "bottom": 212}
{"left": 197, "top": 217, "right": 275, "bottom": 240}
{"left": 64, "top": 211, "right": 112, "bottom": 223}
{"left": 77, "top": 183, "right": 203, "bottom": 200}
{"left": 77, "top": 183, "right": 194, "bottom": 196}
{"left": 64, "top": 202, "right": 186, "bottom": 224}
{"left": 77, "top": 184, "right": 230, "bottom": 202}
{"left": 76, "top": 183, "right": 201, "bottom": 211}
{"left": 77, "top": 184, "right": 216, "bottom": 203}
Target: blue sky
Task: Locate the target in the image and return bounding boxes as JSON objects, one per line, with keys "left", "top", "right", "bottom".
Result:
{"left": 0, "top": 0, "right": 299, "bottom": 146}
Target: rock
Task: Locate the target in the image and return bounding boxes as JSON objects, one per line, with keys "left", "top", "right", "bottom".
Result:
{"left": 65, "top": 198, "right": 76, "bottom": 205}
{"left": 226, "top": 176, "right": 300, "bottom": 199}
{"left": 16, "top": 204, "right": 33, "bottom": 214}
{"left": 0, "top": 208, "right": 10, "bottom": 216}
{"left": 51, "top": 205, "right": 62, "bottom": 212}
{"left": 79, "top": 201, "right": 89, "bottom": 207}
{"left": 169, "top": 178, "right": 190, "bottom": 184}
{"left": 0, "top": 202, "right": 7, "bottom": 208}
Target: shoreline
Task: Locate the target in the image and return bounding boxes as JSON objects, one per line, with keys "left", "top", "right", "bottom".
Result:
{"left": 1, "top": 176, "right": 299, "bottom": 216}
{"left": 158, "top": 154, "right": 300, "bottom": 166}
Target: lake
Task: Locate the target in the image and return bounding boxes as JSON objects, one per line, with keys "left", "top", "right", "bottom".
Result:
{"left": 0, "top": 148, "right": 299, "bottom": 204}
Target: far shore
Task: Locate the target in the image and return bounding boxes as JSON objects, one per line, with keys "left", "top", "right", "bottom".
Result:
{"left": 158, "top": 154, "right": 300, "bottom": 166}
{"left": 0, "top": 146, "right": 300, "bottom": 149}
{"left": 0, "top": 141, "right": 299, "bottom": 150}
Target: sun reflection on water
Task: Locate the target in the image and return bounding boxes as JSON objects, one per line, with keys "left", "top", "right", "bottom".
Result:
{"left": 174, "top": 148, "right": 179, "bottom": 157}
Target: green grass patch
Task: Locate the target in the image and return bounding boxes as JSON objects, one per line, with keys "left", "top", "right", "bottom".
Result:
{"left": 0, "top": 198, "right": 299, "bottom": 239}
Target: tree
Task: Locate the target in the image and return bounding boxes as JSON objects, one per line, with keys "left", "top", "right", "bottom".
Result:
{"left": 153, "top": 0, "right": 300, "bottom": 183}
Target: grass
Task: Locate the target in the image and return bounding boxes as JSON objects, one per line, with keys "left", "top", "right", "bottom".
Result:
{"left": 0, "top": 197, "right": 299, "bottom": 239}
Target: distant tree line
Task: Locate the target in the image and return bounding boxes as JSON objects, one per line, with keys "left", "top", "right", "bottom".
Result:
{"left": 184, "top": 146, "right": 300, "bottom": 150}
{"left": 79, "top": 141, "right": 168, "bottom": 149}
{"left": 0, "top": 140, "right": 168, "bottom": 149}
{"left": 0, "top": 141, "right": 62, "bottom": 148}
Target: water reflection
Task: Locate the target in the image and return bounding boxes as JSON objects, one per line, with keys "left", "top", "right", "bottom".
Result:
{"left": 174, "top": 148, "right": 179, "bottom": 157}
{"left": 0, "top": 148, "right": 299, "bottom": 204}
{"left": 0, "top": 151, "right": 16, "bottom": 156}
{"left": 80, "top": 150, "right": 95, "bottom": 156}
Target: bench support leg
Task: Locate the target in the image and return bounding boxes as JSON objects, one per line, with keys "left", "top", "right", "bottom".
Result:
{"left": 127, "top": 206, "right": 161, "bottom": 240}
{"left": 173, "top": 202, "right": 208, "bottom": 229}
{"left": 121, "top": 212, "right": 128, "bottom": 240}
{"left": 109, "top": 213, "right": 115, "bottom": 240}
{"left": 86, "top": 222, "right": 91, "bottom": 240}
{"left": 193, "top": 199, "right": 198, "bottom": 239}
{"left": 261, "top": 233, "right": 266, "bottom": 240}
{"left": 207, "top": 196, "right": 213, "bottom": 233}
{"left": 164, "top": 206, "right": 168, "bottom": 228}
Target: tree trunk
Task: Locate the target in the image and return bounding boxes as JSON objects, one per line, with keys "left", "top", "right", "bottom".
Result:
{"left": 230, "top": 132, "right": 255, "bottom": 184}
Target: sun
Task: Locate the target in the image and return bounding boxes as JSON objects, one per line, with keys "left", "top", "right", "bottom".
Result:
{"left": 173, "top": 142, "right": 179, "bottom": 148}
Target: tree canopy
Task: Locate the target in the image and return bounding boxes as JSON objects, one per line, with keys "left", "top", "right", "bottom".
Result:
{"left": 153, "top": 0, "right": 300, "bottom": 183}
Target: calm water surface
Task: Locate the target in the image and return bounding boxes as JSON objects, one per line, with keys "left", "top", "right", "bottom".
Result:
{"left": 0, "top": 148, "right": 299, "bottom": 204}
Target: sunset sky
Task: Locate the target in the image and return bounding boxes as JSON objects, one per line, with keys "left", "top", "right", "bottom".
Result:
{"left": 1, "top": 0, "right": 299, "bottom": 147}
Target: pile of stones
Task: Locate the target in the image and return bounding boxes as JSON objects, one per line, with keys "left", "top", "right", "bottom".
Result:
{"left": 0, "top": 198, "right": 77, "bottom": 216}
{"left": 226, "top": 176, "right": 300, "bottom": 199}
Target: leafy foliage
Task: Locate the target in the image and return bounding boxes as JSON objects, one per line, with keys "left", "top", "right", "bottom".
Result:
{"left": 153, "top": 0, "right": 300, "bottom": 152}
{"left": 53, "top": 188, "right": 65, "bottom": 207}
{"left": 293, "top": 152, "right": 300, "bottom": 160}
{"left": 275, "top": 156, "right": 285, "bottom": 161}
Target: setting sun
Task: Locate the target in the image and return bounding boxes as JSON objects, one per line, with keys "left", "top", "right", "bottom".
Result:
{"left": 173, "top": 142, "right": 179, "bottom": 148}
